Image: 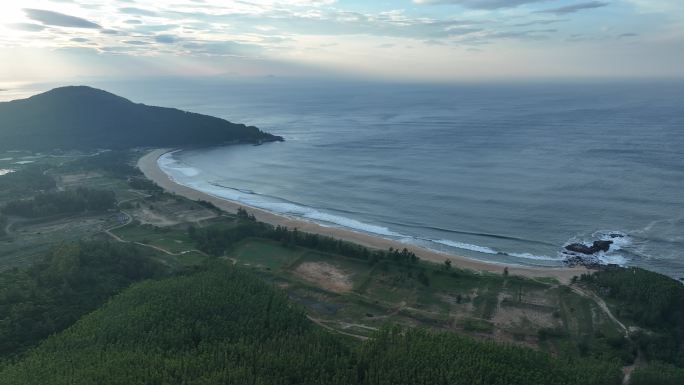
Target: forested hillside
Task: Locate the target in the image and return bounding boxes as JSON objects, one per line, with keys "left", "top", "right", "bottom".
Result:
{"left": 0, "top": 86, "right": 283, "bottom": 151}
{"left": 0, "top": 241, "right": 165, "bottom": 359}
{"left": 0, "top": 265, "right": 623, "bottom": 385}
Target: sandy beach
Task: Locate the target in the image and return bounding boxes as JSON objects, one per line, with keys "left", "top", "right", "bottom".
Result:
{"left": 138, "top": 148, "right": 588, "bottom": 283}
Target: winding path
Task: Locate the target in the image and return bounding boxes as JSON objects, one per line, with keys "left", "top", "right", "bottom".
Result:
{"left": 104, "top": 205, "right": 208, "bottom": 258}
{"left": 570, "top": 285, "right": 628, "bottom": 336}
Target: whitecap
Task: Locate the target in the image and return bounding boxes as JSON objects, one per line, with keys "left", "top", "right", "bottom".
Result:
{"left": 158, "top": 152, "right": 200, "bottom": 177}
{"left": 183, "top": 179, "right": 402, "bottom": 238}
{"left": 431, "top": 239, "right": 498, "bottom": 254}
{"left": 596, "top": 252, "right": 627, "bottom": 266}
{"left": 593, "top": 230, "right": 632, "bottom": 251}
{"left": 508, "top": 252, "right": 563, "bottom": 261}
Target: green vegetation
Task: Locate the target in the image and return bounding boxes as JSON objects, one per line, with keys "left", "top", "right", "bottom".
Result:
{"left": 0, "top": 265, "right": 623, "bottom": 385}
{"left": 631, "top": 362, "right": 684, "bottom": 385}
{"left": 1, "top": 187, "right": 116, "bottom": 218}
{"left": 360, "top": 327, "right": 621, "bottom": 385}
{"left": 190, "top": 215, "right": 416, "bottom": 265}
{"left": 0, "top": 241, "right": 165, "bottom": 359}
{"left": 581, "top": 267, "right": 684, "bottom": 366}
{"left": 112, "top": 223, "right": 197, "bottom": 254}
{"left": 0, "top": 166, "right": 55, "bottom": 199}
{"left": 229, "top": 238, "right": 302, "bottom": 269}
{"left": 0, "top": 86, "right": 282, "bottom": 151}
{"left": 65, "top": 150, "right": 141, "bottom": 178}
{"left": 0, "top": 265, "right": 352, "bottom": 384}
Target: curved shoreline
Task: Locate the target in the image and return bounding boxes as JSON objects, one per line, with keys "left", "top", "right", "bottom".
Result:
{"left": 138, "top": 148, "right": 588, "bottom": 283}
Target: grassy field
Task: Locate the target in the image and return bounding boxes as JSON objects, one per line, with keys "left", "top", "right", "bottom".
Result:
{"left": 210, "top": 236, "right": 628, "bottom": 360}
{"left": 111, "top": 224, "right": 196, "bottom": 254}
{"left": 228, "top": 238, "right": 303, "bottom": 270}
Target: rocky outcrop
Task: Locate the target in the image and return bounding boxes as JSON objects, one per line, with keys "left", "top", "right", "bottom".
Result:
{"left": 564, "top": 240, "right": 613, "bottom": 255}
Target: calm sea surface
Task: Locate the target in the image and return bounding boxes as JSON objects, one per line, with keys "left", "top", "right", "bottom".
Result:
{"left": 53, "top": 80, "right": 684, "bottom": 277}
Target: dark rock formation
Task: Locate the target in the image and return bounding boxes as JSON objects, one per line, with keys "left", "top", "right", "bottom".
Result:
{"left": 564, "top": 240, "right": 613, "bottom": 255}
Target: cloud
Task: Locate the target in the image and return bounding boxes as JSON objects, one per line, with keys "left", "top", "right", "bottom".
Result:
{"left": 120, "top": 7, "right": 158, "bottom": 17}
{"left": 512, "top": 19, "right": 566, "bottom": 27}
{"left": 133, "top": 24, "right": 177, "bottom": 33}
{"left": 124, "top": 40, "right": 150, "bottom": 45}
{"left": 487, "top": 28, "right": 557, "bottom": 40}
{"left": 23, "top": 9, "right": 101, "bottom": 29}
{"left": 155, "top": 34, "right": 179, "bottom": 44}
{"left": 181, "top": 41, "right": 262, "bottom": 56}
{"left": 70, "top": 37, "right": 89, "bottom": 42}
{"left": 536, "top": 1, "right": 608, "bottom": 15}
{"left": 179, "top": 9, "right": 482, "bottom": 40}
{"left": 423, "top": 39, "right": 447, "bottom": 45}
{"left": 7, "top": 23, "right": 46, "bottom": 32}
{"left": 412, "top": 0, "right": 548, "bottom": 9}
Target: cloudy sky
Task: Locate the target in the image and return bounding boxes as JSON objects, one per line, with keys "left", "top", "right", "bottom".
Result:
{"left": 0, "top": 0, "right": 682, "bottom": 83}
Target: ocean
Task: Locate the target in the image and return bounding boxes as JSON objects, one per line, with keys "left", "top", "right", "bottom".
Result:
{"left": 30, "top": 79, "right": 684, "bottom": 278}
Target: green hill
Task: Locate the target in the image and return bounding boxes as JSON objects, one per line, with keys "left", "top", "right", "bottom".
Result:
{"left": 0, "top": 265, "right": 622, "bottom": 385}
{"left": 0, "top": 86, "right": 283, "bottom": 150}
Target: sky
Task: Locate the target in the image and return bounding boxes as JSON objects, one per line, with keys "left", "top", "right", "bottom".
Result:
{"left": 0, "top": 0, "right": 683, "bottom": 84}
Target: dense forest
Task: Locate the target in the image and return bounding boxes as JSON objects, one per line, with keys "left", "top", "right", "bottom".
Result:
{"left": 581, "top": 267, "right": 684, "bottom": 366}
{"left": 0, "top": 264, "right": 623, "bottom": 385}
{"left": 1, "top": 187, "right": 116, "bottom": 218}
{"left": 0, "top": 86, "right": 283, "bottom": 151}
{"left": 0, "top": 241, "right": 165, "bottom": 359}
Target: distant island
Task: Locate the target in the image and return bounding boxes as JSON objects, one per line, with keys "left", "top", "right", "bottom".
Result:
{"left": 0, "top": 86, "right": 283, "bottom": 151}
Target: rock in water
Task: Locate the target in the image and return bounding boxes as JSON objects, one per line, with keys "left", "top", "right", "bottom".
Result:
{"left": 593, "top": 240, "right": 613, "bottom": 252}
{"left": 564, "top": 240, "right": 613, "bottom": 255}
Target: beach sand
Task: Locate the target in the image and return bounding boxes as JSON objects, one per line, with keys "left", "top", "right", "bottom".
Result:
{"left": 138, "top": 148, "right": 587, "bottom": 283}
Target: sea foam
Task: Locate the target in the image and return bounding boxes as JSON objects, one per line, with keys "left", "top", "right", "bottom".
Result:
{"left": 431, "top": 239, "right": 498, "bottom": 254}
{"left": 508, "top": 252, "right": 563, "bottom": 261}
{"left": 158, "top": 152, "right": 200, "bottom": 177}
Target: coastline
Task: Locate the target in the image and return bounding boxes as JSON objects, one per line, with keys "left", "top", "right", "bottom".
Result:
{"left": 138, "top": 148, "right": 588, "bottom": 283}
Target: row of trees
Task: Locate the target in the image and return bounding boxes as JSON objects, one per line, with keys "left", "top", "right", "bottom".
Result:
{"left": 191, "top": 211, "right": 419, "bottom": 266}
{"left": 1, "top": 265, "right": 623, "bottom": 385}
{"left": 1, "top": 187, "right": 116, "bottom": 218}
{"left": 0, "top": 241, "right": 165, "bottom": 359}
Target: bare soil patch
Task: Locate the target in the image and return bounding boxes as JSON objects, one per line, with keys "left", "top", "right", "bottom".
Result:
{"left": 294, "top": 262, "right": 353, "bottom": 293}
